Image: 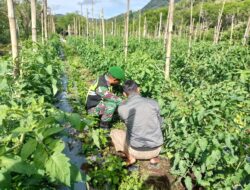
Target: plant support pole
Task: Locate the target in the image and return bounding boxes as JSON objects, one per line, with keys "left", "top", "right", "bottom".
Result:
{"left": 7, "top": 0, "right": 19, "bottom": 77}
{"left": 125, "top": 0, "right": 130, "bottom": 61}
{"left": 165, "top": 0, "right": 174, "bottom": 80}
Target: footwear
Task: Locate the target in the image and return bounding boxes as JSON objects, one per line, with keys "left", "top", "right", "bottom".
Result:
{"left": 99, "top": 121, "right": 110, "bottom": 130}
{"left": 127, "top": 165, "right": 139, "bottom": 172}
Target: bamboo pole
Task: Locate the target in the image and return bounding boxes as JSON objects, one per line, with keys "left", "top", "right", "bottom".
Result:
{"left": 91, "top": 0, "right": 94, "bottom": 39}
{"left": 68, "top": 24, "right": 71, "bottom": 36}
{"left": 73, "top": 17, "right": 76, "bottom": 35}
{"left": 31, "top": 0, "right": 36, "bottom": 42}
{"left": 86, "top": 8, "right": 89, "bottom": 41}
{"left": 143, "top": 16, "right": 147, "bottom": 38}
{"left": 114, "top": 18, "right": 117, "bottom": 36}
{"left": 99, "top": 13, "right": 102, "bottom": 36}
{"left": 165, "top": 0, "right": 174, "bottom": 80}
{"left": 111, "top": 21, "right": 114, "bottom": 35}
{"left": 155, "top": 23, "right": 158, "bottom": 39}
{"left": 78, "top": 17, "right": 81, "bottom": 36}
{"left": 132, "top": 18, "right": 135, "bottom": 37}
{"left": 164, "top": 10, "right": 170, "bottom": 48}
{"left": 198, "top": 1, "right": 204, "bottom": 41}
{"left": 178, "top": 17, "right": 183, "bottom": 39}
{"left": 7, "top": 0, "right": 19, "bottom": 77}
{"left": 125, "top": 0, "right": 130, "bottom": 61}
{"left": 243, "top": 17, "right": 250, "bottom": 46}
{"left": 230, "top": 15, "right": 234, "bottom": 44}
{"left": 188, "top": 0, "right": 194, "bottom": 55}
{"left": 139, "top": 11, "right": 141, "bottom": 42}
{"left": 43, "top": 0, "right": 47, "bottom": 41}
{"left": 41, "top": 10, "right": 44, "bottom": 43}
{"left": 214, "top": 0, "right": 226, "bottom": 44}
{"left": 101, "top": 9, "right": 105, "bottom": 48}
{"left": 158, "top": 12, "right": 162, "bottom": 38}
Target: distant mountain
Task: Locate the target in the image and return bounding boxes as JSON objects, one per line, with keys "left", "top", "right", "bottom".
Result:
{"left": 142, "top": 0, "right": 168, "bottom": 11}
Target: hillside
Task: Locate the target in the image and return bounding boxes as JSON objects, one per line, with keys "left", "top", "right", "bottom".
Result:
{"left": 142, "top": 0, "right": 168, "bottom": 10}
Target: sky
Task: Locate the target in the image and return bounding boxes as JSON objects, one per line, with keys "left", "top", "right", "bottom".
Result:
{"left": 48, "top": 0, "right": 151, "bottom": 18}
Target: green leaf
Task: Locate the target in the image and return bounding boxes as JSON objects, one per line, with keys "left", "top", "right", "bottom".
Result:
{"left": 0, "top": 155, "right": 36, "bottom": 175}
{"left": 46, "top": 65, "right": 53, "bottom": 75}
{"left": 33, "top": 144, "right": 48, "bottom": 169}
{"left": 21, "top": 138, "right": 37, "bottom": 160}
{"left": 68, "top": 113, "right": 82, "bottom": 130}
{"left": 92, "top": 129, "right": 100, "bottom": 149}
{"left": 37, "top": 56, "right": 45, "bottom": 64}
{"left": 206, "top": 149, "right": 221, "bottom": 168}
{"left": 12, "top": 126, "right": 33, "bottom": 134}
{"left": 172, "top": 152, "right": 180, "bottom": 169}
{"left": 193, "top": 167, "right": 202, "bottom": 182}
{"left": 0, "top": 79, "right": 8, "bottom": 90}
{"left": 0, "top": 169, "right": 11, "bottom": 189}
{"left": 42, "top": 127, "right": 64, "bottom": 139}
{"left": 244, "top": 163, "right": 250, "bottom": 174}
{"left": 0, "top": 61, "right": 8, "bottom": 75}
{"left": 70, "top": 164, "right": 84, "bottom": 183}
{"left": 0, "top": 105, "right": 8, "bottom": 125}
{"left": 45, "top": 152, "right": 71, "bottom": 186}
{"left": 184, "top": 176, "right": 192, "bottom": 190}
{"left": 198, "top": 137, "right": 208, "bottom": 151}
{"left": 48, "top": 139, "right": 65, "bottom": 153}
{"left": 52, "top": 78, "right": 58, "bottom": 95}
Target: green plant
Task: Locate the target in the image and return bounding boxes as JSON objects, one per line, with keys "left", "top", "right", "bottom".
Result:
{"left": 87, "top": 155, "right": 127, "bottom": 190}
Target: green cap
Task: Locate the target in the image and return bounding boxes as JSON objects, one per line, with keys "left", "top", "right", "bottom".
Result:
{"left": 108, "top": 66, "right": 125, "bottom": 80}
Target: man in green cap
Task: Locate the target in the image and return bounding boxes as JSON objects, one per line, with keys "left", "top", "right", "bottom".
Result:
{"left": 86, "top": 66, "right": 125, "bottom": 129}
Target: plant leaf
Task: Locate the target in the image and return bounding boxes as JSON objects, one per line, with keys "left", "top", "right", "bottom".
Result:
{"left": 92, "top": 129, "right": 100, "bottom": 149}
{"left": 45, "top": 152, "right": 71, "bottom": 186}
{"left": 21, "top": 138, "right": 37, "bottom": 160}
{"left": 46, "top": 65, "right": 53, "bottom": 75}
{"left": 184, "top": 176, "right": 192, "bottom": 190}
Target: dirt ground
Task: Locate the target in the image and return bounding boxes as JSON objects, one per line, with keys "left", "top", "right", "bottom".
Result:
{"left": 138, "top": 157, "right": 184, "bottom": 190}
{"left": 109, "top": 145, "right": 184, "bottom": 190}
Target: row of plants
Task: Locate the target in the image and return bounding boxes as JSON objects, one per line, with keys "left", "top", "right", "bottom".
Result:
{"left": 66, "top": 36, "right": 250, "bottom": 189}
{"left": 0, "top": 36, "right": 86, "bottom": 189}
{"left": 63, "top": 46, "right": 143, "bottom": 190}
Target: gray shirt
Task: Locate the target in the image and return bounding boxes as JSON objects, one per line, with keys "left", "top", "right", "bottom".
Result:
{"left": 118, "top": 93, "right": 163, "bottom": 150}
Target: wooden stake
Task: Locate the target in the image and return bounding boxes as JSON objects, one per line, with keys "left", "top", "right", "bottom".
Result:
{"left": 139, "top": 11, "right": 141, "bottom": 42}
{"left": 230, "top": 15, "right": 234, "bottom": 44}
{"left": 68, "top": 24, "right": 71, "bottom": 36}
{"left": 243, "top": 17, "right": 250, "bottom": 46}
{"left": 158, "top": 12, "right": 162, "bottom": 38}
{"left": 43, "top": 0, "right": 47, "bottom": 41}
{"left": 143, "top": 16, "right": 147, "bottom": 38}
{"left": 125, "top": 0, "right": 130, "bottom": 61}
{"left": 101, "top": 9, "right": 105, "bottom": 48}
{"left": 188, "top": 0, "right": 194, "bottom": 55}
{"left": 164, "top": 10, "right": 170, "bottom": 48}
{"left": 7, "top": 0, "right": 19, "bottom": 77}
{"left": 41, "top": 10, "right": 44, "bottom": 43}
{"left": 214, "top": 0, "right": 226, "bottom": 44}
{"left": 114, "top": 18, "right": 117, "bottom": 36}
{"left": 31, "top": 0, "right": 36, "bottom": 42}
{"left": 165, "top": 0, "right": 174, "bottom": 80}
{"left": 86, "top": 8, "right": 89, "bottom": 41}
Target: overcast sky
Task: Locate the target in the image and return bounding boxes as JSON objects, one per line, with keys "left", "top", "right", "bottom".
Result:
{"left": 48, "top": 0, "right": 151, "bottom": 18}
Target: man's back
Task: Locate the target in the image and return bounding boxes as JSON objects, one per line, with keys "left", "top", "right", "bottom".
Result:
{"left": 118, "top": 94, "right": 163, "bottom": 150}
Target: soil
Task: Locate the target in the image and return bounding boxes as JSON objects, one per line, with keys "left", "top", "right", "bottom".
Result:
{"left": 109, "top": 146, "right": 184, "bottom": 190}
{"left": 138, "top": 158, "right": 185, "bottom": 190}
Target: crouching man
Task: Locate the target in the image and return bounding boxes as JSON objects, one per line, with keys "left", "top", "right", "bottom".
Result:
{"left": 110, "top": 80, "right": 163, "bottom": 165}
{"left": 86, "top": 66, "right": 125, "bottom": 129}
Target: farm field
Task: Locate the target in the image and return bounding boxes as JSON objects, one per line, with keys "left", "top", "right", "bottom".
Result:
{"left": 1, "top": 0, "right": 250, "bottom": 189}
